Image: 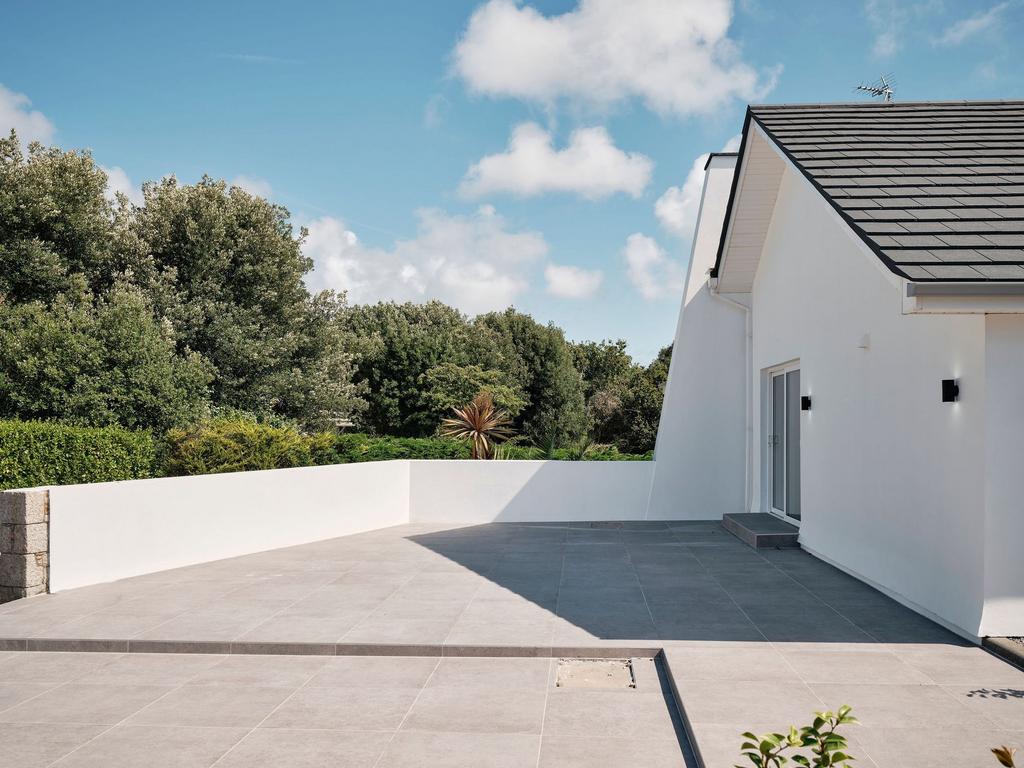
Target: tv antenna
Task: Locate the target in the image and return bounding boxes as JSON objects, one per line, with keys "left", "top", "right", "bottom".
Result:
{"left": 855, "top": 74, "right": 895, "bottom": 103}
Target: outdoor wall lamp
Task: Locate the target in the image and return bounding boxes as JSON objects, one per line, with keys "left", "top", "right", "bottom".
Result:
{"left": 941, "top": 379, "right": 960, "bottom": 403}
{"left": 800, "top": 395, "right": 812, "bottom": 411}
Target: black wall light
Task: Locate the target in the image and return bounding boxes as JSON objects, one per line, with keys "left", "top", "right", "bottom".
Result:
{"left": 941, "top": 379, "right": 960, "bottom": 403}
{"left": 800, "top": 395, "right": 812, "bottom": 411}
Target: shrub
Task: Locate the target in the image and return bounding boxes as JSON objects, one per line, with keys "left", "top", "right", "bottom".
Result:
{"left": 163, "top": 418, "right": 315, "bottom": 476}
{"left": 739, "top": 706, "right": 857, "bottom": 767}
{"left": 0, "top": 419, "right": 157, "bottom": 490}
{"left": 327, "top": 433, "right": 470, "bottom": 462}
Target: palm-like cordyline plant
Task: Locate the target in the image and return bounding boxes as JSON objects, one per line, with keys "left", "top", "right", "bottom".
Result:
{"left": 440, "top": 392, "right": 515, "bottom": 459}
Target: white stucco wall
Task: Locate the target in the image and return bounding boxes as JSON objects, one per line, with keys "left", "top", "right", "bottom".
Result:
{"left": 48, "top": 461, "right": 410, "bottom": 592}
{"left": 980, "top": 315, "right": 1024, "bottom": 636}
{"left": 648, "top": 154, "right": 748, "bottom": 519}
{"left": 408, "top": 460, "right": 654, "bottom": 523}
{"left": 750, "top": 166, "right": 990, "bottom": 637}
{"left": 45, "top": 459, "right": 656, "bottom": 592}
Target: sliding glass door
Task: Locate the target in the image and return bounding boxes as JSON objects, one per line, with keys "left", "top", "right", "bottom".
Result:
{"left": 768, "top": 365, "right": 801, "bottom": 522}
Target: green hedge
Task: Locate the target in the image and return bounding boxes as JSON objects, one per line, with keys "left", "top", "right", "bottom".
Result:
{"left": 2, "top": 418, "right": 651, "bottom": 488}
{"left": 0, "top": 420, "right": 157, "bottom": 490}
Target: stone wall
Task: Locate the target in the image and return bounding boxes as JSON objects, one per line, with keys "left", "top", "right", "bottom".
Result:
{"left": 0, "top": 490, "right": 49, "bottom": 602}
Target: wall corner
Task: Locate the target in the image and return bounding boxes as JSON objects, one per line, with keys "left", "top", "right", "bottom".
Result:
{"left": 0, "top": 489, "right": 50, "bottom": 602}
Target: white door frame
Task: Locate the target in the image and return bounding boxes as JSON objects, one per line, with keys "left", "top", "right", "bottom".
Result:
{"left": 766, "top": 361, "right": 800, "bottom": 525}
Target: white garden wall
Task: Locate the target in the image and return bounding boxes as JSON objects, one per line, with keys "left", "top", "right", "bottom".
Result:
{"left": 45, "top": 459, "right": 656, "bottom": 592}
{"left": 408, "top": 460, "right": 654, "bottom": 523}
{"left": 48, "top": 460, "right": 409, "bottom": 592}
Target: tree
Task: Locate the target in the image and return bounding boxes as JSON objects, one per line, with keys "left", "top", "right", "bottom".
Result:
{"left": 0, "top": 287, "right": 212, "bottom": 432}
{"left": 342, "top": 301, "right": 479, "bottom": 436}
{"left": 0, "top": 131, "right": 121, "bottom": 304}
{"left": 419, "top": 362, "right": 526, "bottom": 434}
{"left": 125, "top": 176, "right": 362, "bottom": 428}
{"left": 474, "top": 309, "right": 586, "bottom": 446}
{"left": 571, "top": 339, "right": 633, "bottom": 402}
{"left": 440, "top": 392, "right": 515, "bottom": 459}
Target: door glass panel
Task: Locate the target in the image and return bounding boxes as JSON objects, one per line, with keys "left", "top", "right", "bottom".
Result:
{"left": 785, "top": 370, "right": 801, "bottom": 521}
{"left": 771, "top": 374, "right": 785, "bottom": 511}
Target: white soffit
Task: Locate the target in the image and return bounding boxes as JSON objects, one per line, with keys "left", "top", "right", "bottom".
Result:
{"left": 716, "top": 126, "right": 786, "bottom": 293}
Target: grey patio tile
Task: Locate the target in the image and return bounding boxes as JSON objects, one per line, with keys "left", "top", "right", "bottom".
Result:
{"left": 74, "top": 653, "right": 226, "bottom": 686}
{"left": 376, "top": 731, "right": 540, "bottom": 768}
{"left": 538, "top": 735, "right": 686, "bottom": 768}
{"left": 0, "top": 652, "right": 123, "bottom": 684}
{"left": 188, "top": 654, "right": 326, "bottom": 688}
{"left": 677, "top": 680, "right": 824, "bottom": 726}
{"left": 894, "top": 646, "right": 1024, "bottom": 686}
{"left": 402, "top": 686, "right": 546, "bottom": 735}
{"left": 0, "top": 723, "right": 107, "bottom": 767}
{"left": 239, "top": 614, "right": 367, "bottom": 643}
{"left": 0, "top": 681, "right": 61, "bottom": 711}
{"left": 543, "top": 690, "right": 679, "bottom": 740}
{"left": 809, "top": 682, "right": 996, "bottom": 728}
{"left": 780, "top": 648, "right": 932, "bottom": 684}
{"left": 0, "top": 682, "right": 172, "bottom": 725}
{"left": 426, "top": 657, "right": 551, "bottom": 690}
{"left": 662, "top": 647, "right": 795, "bottom": 683}
{"left": 37, "top": 612, "right": 186, "bottom": 641}
{"left": 215, "top": 728, "right": 392, "bottom": 768}
{"left": 854, "top": 725, "right": 1023, "bottom": 768}
{"left": 942, "top": 685, "right": 1024, "bottom": 730}
{"left": 457, "top": 598, "right": 555, "bottom": 624}
{"left": 51, "top": 724, "right": 248, "bottom": 767}
{"left": 306, "top": 656, "right": 439, "bottom": 688}
{"left": 446, "top": 619, "right": 555, "bottom": 647}
{"left": 342, "top": 617, "right": 456, "bottom": 644}
{"left": 370, "top": 597, "right": 473, "bottom": 622}
{"left": 262, "top": 685, "right": 421, "bottom": 731}
{"left": 128, "top": 684, "right": 294, "bottom": 728}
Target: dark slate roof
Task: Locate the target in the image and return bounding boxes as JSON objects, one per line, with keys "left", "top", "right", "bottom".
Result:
{"left": 746, "top": 101, "right": 1024, "bottom": 282}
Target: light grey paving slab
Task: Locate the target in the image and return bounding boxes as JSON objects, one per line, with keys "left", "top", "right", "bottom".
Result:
{"left": 51, "top": 724, "right": 248, "bottom": 768}
{"left": 809, "top": 682, "right": 997, "bottom": 729}
{"left": 662, "top": 646, "right": 796, "bottom": 683}
{"left": 675, "top": 679, "right": 824, "bottom": 727}
{"left": 0, "top": 682, "right": 172, "bottom": 725}
{"left": 215, "top": 728, "right": 392, "bottom": 768}
{"left": 854, "top": 725, "right": 1024, "bottom": 768}
{"left": 342, "top": 617, "right": 456, "bottom": 644}
{"left": 0, "top": 722, "right": 107, "bottom": 767}
{"left": 306, "top": 655, "right": 440, "bottom": 688}
{"left": 376, "top": 731, "right": 541, "bottom": 768}
{"left": 894, "top": 645, "right": 1024, "bottom": 686}
{"left": 0, "top": 651, "right": 122, "bottom": 683}
{"left": 543, "top": 690, "right": 680, "bottom": 741}
{"left": 780, "top": 648, "right": 933, "bottom": 684}
{"left": 0, "top": 681, "right": 60, "bottom": 711}
{"left": 187, "top": 654, "right": 326, "bottom": 687}
{"left": 261, "top": 685, "right": 422, "bottom": 731}
{"left": 402, "top": 686, "right": 547, "bottom": 735}
{"left": 426, "top": 657, "right": 551, "bottom": 690}
{"left": 74, "top": 653, "right": 226, "bottom": 686}
{"left": 538, "top": 735, "right": 687, "bottom": 768}
{"left": 127, "top": 684, "right": 294, "bottom": 728}
{"left": 942, "top": 684, "right": 1024, "bottom": 730}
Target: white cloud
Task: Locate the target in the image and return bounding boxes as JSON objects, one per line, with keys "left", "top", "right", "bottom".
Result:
{"left": 303, "top": 205, "right": 548, "bottom": 315}
{"left": 101, "top": 166, "right": 144, "bottom": 206}
{"left": 864, "top": 0, "right": 943, "bottom": 57}
{"left": 935, "top": 2, "right": 1009, "bottom": 46}
{"left": 655, "top": 135, "right": 741, "bottom": 239}
{"left": 460, "top": 122, "right": 652, "bottom": 200}
{"left": 230, "top": 175, "right": 273, "bottom": 198}
{"left": 623, "top": 233, "right": 685, "bottom": 300}
{"left": 452, "top": 0, "right": 778, "bottom": 117}
{"left": 0, "top": 84, "right": 55, "bottom": 144}
{"left": 544, "top": 264, "right": 603, "bottom": 299}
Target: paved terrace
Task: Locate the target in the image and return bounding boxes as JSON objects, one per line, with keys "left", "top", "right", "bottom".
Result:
{"left": 0, "top": 521, "right": 1021, "bottom": 767}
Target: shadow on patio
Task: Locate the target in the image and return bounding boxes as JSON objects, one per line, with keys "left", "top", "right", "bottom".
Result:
{"left": 406, "top": 521, "right": 965, "bottom": 646}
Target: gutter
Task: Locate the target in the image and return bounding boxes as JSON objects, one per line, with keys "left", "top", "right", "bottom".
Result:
{"left": 906, "top": 282, "right": 1024, "bottom": 297}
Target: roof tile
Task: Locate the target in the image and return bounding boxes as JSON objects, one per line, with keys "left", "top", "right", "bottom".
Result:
{"left": 750, "top": 101, "right": 1024, "bottom": 281}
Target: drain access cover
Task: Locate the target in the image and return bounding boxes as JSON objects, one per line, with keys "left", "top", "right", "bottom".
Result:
{"left": 555, "top": 658, "right": 635, "bottom": 689}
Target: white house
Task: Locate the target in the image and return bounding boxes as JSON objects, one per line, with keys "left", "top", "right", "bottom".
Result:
{"left": 649, "top": 101, "right": 1024, "bottom": 641}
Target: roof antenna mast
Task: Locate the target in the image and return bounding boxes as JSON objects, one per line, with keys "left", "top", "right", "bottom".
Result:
{"left": 855, "top": 74, "right": 895, "bottom": 103}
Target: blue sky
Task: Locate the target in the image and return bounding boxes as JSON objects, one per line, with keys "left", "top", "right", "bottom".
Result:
{"left": 2, "top": 0, "right": 1021, "bottom": 361}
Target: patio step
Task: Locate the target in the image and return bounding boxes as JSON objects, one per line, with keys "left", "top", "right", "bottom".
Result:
{"left": 722, "top": 513, "right": 800, "bottom": 549}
